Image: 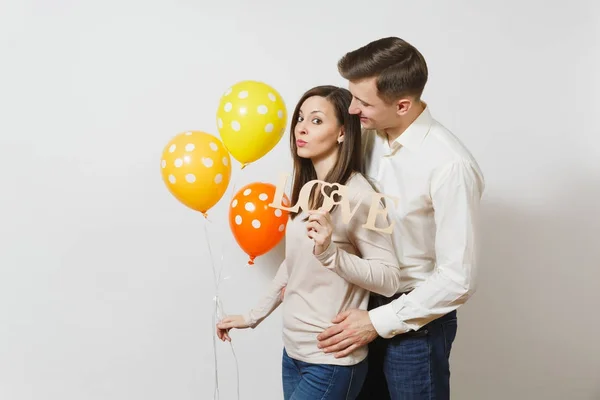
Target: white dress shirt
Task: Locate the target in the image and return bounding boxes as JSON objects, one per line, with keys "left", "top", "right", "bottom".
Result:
{"left": 359, "top": 105, "right": 485, "bottom": 338}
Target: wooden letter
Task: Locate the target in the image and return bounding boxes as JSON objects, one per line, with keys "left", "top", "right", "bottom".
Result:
{"left": 297, "top": 179, "right": 323, "bottom": 211}
{"left": 330, "top": 185, "right": 363, "bottom": 224}
{"left": 362, "top": 193, "right": 399, "bottom": 234}
{"left": 268, "top": 173, "right": 322, "bottom": 213}
{"left": 269, "top": 173, "right": 396, "bottom": 235}
{"left": 269, "top": 172, "right": 299, "bottom": 212}
{"left": 318, "top": 182, "right": 344, "bottom": 212}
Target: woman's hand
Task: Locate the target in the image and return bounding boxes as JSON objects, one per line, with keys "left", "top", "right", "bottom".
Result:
{"left": 216, "top": 315, "right": 249, "bottom": 342}
{"left": 306, "top": 209, "right": 333, "bottom": 255}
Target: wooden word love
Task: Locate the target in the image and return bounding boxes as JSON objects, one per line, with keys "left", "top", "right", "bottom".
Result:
{"left": 268, "top": 173, "right": 399, "bottom": 234}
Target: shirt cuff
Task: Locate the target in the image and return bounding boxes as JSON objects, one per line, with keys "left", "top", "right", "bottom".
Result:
{"left": 368, "top": 303, "right": 407, "bottom": 339}
{"left": 313, "top": 241, "right": 337, "bottom": 268}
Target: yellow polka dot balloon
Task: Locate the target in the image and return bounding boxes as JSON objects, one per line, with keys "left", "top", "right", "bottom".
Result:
{"left": 160, "top": 130, "right": 231, "bottom": 216}
{"left": 216, "top": 80, "right": 287, "bottom": 167}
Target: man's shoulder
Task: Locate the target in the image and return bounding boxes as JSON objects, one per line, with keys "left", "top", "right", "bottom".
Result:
{"left": 425, "top": 118, "right": 481, "bottom": 170}
{"left": 423, "top": 118, "right": 485, "bottom": 190}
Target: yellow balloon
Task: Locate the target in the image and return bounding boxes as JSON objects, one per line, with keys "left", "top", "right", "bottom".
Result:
{"left": 216, "top": 80, "right": 287, "bottom": 167}
{"left": 160, "top": 131, "right": 231, "bottom": 215}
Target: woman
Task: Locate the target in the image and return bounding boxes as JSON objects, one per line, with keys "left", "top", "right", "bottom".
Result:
{"left": 216, "top": 85, "right": 402, "bottom": 399}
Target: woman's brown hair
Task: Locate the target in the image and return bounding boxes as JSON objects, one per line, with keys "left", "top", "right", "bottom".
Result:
{"left": 289, "top": 85, "right": 362, "bottom": 219}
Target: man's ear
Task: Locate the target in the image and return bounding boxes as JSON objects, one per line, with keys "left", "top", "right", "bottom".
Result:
{"left": 396, "top": 98, "right": 412, "bottom": 116}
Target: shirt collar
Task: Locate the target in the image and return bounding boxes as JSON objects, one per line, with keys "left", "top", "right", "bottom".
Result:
{"left": 378, "top": 103, "right": 434, "bottom": 153}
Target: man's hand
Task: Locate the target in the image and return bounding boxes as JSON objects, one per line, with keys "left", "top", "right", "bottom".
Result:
{"left": 317, "top": 309, "right": 379, "bottom": 358}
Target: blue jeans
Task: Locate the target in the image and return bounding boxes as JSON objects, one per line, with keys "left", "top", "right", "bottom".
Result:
{"left": 282, "top": 348, "right": 368, "bottom": 400}
{"left": 357, "top": 294, "right": 458, "bottom": 400}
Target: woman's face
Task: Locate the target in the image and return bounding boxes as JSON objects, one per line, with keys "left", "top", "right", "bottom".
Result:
{"left": 294, "top": 96, "right": 343, "bottom": 161}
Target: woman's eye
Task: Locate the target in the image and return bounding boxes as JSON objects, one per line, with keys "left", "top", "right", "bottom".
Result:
{"left": 297, "top": 116, "right": 304, "bottom": 122}
{"left": 312, "top": 118, "right": 322, "bottom": 124}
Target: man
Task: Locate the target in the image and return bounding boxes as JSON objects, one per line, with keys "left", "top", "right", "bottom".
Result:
{"left": 316, "top": 37, "right": 485, "bottom": 399}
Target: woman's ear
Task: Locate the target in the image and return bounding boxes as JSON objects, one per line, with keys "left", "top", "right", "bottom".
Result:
{"left": 337, "top": 127, "right": 345, "bottom": 144}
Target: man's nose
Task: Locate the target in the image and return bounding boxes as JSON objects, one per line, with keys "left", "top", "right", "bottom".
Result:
{"left": 348, "top": 99, "right": 361, "bottom": 115}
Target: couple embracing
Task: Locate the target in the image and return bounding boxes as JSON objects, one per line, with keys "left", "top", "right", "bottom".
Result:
{"left": 217, "top": 36, "right": 485, "bottom": 400}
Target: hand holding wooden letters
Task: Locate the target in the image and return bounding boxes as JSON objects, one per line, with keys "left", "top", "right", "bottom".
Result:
{"left": 306, "top": 209, "right": 334, "bottom": 255}
{"left": 268, "top": 173, "right": 399, "bottom": 234}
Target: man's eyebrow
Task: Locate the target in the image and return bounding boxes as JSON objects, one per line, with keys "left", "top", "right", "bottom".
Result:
{"left": 354, "top": 96, "right": 370, "bottom": 104}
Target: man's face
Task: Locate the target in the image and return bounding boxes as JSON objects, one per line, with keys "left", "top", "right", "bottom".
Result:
{"left": 347, "top": 77, "right": 401, "bottom": 131}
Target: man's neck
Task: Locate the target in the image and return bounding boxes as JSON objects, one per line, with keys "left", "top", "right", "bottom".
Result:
{"left": 384, "top": 101, "right": 426, "bottom": 145}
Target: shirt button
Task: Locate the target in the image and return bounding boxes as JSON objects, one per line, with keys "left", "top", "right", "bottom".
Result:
{"left": 391, "top": 330, "right": 397, "bottom": 336}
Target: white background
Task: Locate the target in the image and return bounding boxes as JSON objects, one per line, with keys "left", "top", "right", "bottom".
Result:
{"left": 1, "top": 1, "right": 599, "bottom": 399}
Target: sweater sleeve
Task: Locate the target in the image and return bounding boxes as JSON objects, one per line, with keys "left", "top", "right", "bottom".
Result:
{"left": 242, "top": 259, "right": 288, "bottom": 328}
{"left": 314, "top": 183, "right": 402, "bottom": 297}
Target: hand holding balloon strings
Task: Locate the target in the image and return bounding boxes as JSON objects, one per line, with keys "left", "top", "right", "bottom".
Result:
{"left": 160, "top": 80, "right": 289, "bottom": 400}
{"left": 203, "top": 219, "right": 241, "bottom": 400}
{"left": 160, "top": 131, "right": 238, "bottom": 400}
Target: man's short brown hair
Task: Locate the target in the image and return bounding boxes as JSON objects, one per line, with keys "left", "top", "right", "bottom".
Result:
{"left": 338, "top": 37, "right": 428, "bottom": 103}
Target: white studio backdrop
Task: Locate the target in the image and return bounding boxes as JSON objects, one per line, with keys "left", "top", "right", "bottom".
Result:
{"left": 1, "top": 1, "right": 598, "bottom": 399}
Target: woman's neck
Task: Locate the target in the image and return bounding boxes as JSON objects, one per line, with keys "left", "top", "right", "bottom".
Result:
{"left": 312, "top": 150, "right": 338, "bottom": 181}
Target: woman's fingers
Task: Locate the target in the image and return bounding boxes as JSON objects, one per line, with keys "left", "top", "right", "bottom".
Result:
{"left": 217, "top": 321, "right": 234, "bottom": 330}
{"left": 216, "top": 328, "right": 232, "bottom": 342}
{"left": 216, "top": 315, "right": 246, "bottom": 342}
{"left": 308, "top": 230, "right": 326, "bottom": 244}
{"left": 307, "top": 211, "right": 332, "bottom": 233}
{"left": 217, "top": 316, "right": 239, "bottom": 329}
{"left": 306, "top": 221, "right": 321, "bottom": 234}
{"left": 307, "top": 212, "right": 326, "bottom": 224}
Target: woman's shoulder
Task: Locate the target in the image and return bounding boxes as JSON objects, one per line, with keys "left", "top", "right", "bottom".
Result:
{"left": 339, "top": 173, "right": 381, "bottom": 211}
{"left": 345, "top": 172, "right": 378, "bottom": 195}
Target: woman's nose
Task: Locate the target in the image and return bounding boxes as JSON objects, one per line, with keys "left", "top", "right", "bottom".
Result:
{"left": 296, "top": 123, "right": 307, "bottom": 135}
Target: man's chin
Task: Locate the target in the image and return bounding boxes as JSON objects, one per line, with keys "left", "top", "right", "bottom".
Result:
{"left": 360, "top": 121, "right": 375, "bottom": 130}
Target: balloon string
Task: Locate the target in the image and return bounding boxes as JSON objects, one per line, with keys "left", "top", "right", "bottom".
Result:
{"left": 203, "top": 220, "right": 220, "bottom": 400}
{"left": 203, "top": 219, "right": 240, "bottom": 400}
{"left": 202, "top": 161, "right": 246, "bottom": 399}
{"left": 217, "top": 162, "right": 244, "bottom": 284}
{"left": 213, "top": 161, "right": 245, "bottom": 398}
{"left": 217, "top": 295, "right": 241, "bottom": 400}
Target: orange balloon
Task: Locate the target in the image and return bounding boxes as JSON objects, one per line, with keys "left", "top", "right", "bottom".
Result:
{"left": 229, "top": 182, "right": 290, "bottom": 265}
